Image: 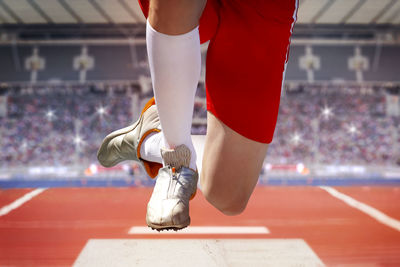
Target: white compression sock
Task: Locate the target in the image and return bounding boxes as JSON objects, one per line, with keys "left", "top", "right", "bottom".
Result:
{"left": 146, "top": 20, "right": 201, "bottom": 170}
{"left": 140, "top": 132, "right": 164, "bottom": 164}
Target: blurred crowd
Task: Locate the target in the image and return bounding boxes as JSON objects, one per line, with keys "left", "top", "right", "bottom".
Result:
{"left": 1, "top": 83, "right": 137, "bottom": 167}
{"left": 269, "top": 83, "right": 399, "bottom": 166}
{"left": 0, "top": 82, "right": 399, "bottom": 168}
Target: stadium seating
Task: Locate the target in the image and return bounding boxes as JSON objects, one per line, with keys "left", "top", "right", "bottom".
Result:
{"left": 0, "top": 82, "right": 399, "bottom": 168}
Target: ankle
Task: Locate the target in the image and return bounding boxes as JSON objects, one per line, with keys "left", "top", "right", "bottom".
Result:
{"left": 162, "top": 143, "right": 197, "bottom": 171}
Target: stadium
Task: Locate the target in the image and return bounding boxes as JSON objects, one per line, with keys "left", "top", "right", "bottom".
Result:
{"left": 0, "top": 0, "right": 400, "bottom": 266}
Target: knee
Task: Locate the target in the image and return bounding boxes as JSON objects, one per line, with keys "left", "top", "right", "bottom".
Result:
{"left": 217, "top": 201, "right": 248, "bottom": 216}
{"left": 201, "top": 185, "right": 249, "bottom": 216}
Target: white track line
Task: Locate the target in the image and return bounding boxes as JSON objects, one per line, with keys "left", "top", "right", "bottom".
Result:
{"left": 128, "top": 226, "right": 269, "bottom": 235}
{"left": 320, "top": 186, "right": 400, "bottom": 232}
{"left": 0, "top": 188, "right": 47, "bottom": 217}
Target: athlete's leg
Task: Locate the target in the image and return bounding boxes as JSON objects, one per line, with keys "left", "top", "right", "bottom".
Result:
{"left": 145, "top": 0, "right": 207, "bottom": 230}
{"left": 102, "top": 0, "right": 207, "bottom": 171}
{"left": 148, "top": 0, "right": 206, "bottom": 35}
{"left": 200, "top": 113, "right": 269, "bottom": 215}
{"left": 200, "top": 0, "right": 298, "bottom": 215}
{"left": 146, "top": 0, "right": 206, "bottom": 170}
{"left": 100, "top": 0, "right": 209, "bottom": 229}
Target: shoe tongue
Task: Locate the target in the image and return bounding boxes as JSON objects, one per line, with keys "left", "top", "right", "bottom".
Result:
{"left": 161, "top": 144, "right": 191, "bottom": 170}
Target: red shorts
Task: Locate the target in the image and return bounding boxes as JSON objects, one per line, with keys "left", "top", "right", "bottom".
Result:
{"left": 139, "top": 0, "right": 298, "bottom": 143}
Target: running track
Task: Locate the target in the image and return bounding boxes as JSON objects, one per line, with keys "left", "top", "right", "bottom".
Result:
{"left": 1, "top": 186, "right": 400, "bottom": 266}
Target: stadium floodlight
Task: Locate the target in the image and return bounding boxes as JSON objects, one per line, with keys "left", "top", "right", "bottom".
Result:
{"left": 291, "top": 132, "right": 302, "bottom": 145}
{"left": 347, "top": 124, "right": 358, "bottom": 135}
{"left": 73, "top": 135, "right": 84, "bottom": 146}
{"left": 45, "top": 109, "right": 55, "bottom": 121}
{"left": 96, "top": 106, "right": 108, "bottom": 119}
{"left": 97, "top": 106, "right": 106, "bottom": 115}
{"left": 21, "top": 140, "right": 28, "bottom": 152}
{"left": 321, "top": 106, "right": 333, "bottom": 119}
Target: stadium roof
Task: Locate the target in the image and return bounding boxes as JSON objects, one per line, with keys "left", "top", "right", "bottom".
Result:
{"left": 0, "top": 0, "right": 399, "bottom": 25}
{"left": 0, "top": 0, "right": 143, "bottom": 24}
{"left": 297, "top": 0, "right": 400, "bottom": 25}
{"left": 0, "top": 0, "right": 399, "bottom": 42}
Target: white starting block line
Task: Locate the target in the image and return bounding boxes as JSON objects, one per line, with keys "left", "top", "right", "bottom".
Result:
{"left": 128, "top": 226, "right": 270, "bottom": 235}
{"left": 73, "top": 239, "right": 325, "bottom": 267}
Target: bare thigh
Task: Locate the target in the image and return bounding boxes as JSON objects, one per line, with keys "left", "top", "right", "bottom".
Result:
{"left": 200, "top": 112, "right": 269, "bottom": 215}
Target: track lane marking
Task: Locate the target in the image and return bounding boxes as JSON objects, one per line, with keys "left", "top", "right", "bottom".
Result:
{"left": 320, "top": 186, "right": 400, "bottom": 232}
{"left": 0, "top": 188, "right": 47, "bottom": 217}
{"left": 128, "top": 226, "right": 270, "bottom": 234}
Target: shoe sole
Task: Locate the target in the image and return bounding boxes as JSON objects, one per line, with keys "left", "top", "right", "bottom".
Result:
{"left": 147, "top": 218, "right": 191, "bottom": 232}
{"left": 97, "top": 97, "right": 155, "bottom": 167}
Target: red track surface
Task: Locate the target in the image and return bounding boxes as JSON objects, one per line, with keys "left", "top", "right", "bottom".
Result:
{"left": 0, "top": 186, "right": 400, "bottom": 266}
{"left": 0, "top": 189, "right": 33, "bottom": 207}
{"left": 334, "top": 186, "right": 400, "bottom": 221}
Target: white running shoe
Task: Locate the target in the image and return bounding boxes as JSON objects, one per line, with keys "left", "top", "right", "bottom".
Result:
{"left": 146, "top": 145, "right": 198, "bottom": 231}
{"left": 97, "top": 97, "right": 162, "bottom": 178}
